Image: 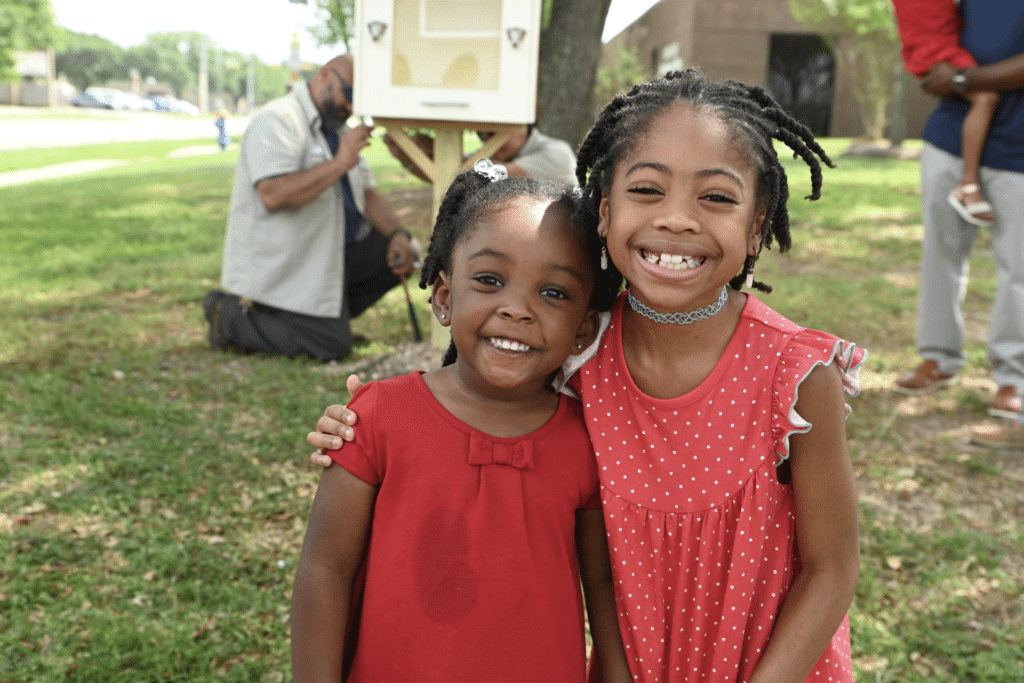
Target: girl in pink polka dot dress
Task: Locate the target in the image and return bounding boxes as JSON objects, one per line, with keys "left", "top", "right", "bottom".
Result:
{"left": 310, "top": 69, "right": 865, "bottom": 683}
{"left": 563, "top": 69, "right": 864, "bottom": 683}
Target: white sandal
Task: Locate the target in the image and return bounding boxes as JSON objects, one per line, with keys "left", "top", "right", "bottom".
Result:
{"left": 947, "top": 183, "right": 993, "bottom": 226}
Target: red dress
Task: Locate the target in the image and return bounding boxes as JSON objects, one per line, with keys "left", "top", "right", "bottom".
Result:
{"left": 327, "top": 371, "right": 601, "bottom": 682}
{"left": 893, "top": 0, "right": 976, "bottom": 77}
{"left": 569, "top": 295, "right": 865, "bottom": 682}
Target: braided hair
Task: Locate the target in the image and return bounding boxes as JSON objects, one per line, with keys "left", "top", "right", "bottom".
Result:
{"left": 419, "top": 164, "right": 618, "bottom": 366}
{"left": 575, "top": 67, "right": 835, "bottom": 294}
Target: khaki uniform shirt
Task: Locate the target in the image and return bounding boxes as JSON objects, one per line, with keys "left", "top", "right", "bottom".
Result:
{"left": 221, "top": 84, "right": 375, "bottom": 318}
{"left": 514, "top": 129, "right": 577, "bottom": 186}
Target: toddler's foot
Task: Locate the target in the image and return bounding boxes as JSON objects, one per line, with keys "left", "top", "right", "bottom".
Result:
{"left": 948, "top": 183, "right": 994, "bottom": 225}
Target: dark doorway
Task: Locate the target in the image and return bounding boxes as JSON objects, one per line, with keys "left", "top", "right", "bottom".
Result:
{"left": 766, "top": 33, "right": 835, "bottom": 137}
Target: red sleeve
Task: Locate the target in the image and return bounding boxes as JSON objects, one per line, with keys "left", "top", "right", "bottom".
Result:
{"left": 892, "top": 0, "right": 976, "bottom": 77}
{"left": 772, "top": 331, "right": 865, "bottom": 464}
{"left": 324, "top": 382, "right": 382, "bottom": 486}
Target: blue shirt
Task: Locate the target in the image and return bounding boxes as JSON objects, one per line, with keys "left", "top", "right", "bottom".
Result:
{"left": 321, "top": 126, "right": 363, "bottom": 247}
{"left": 922, "top": 0, "right": 1024, "bottom": 173}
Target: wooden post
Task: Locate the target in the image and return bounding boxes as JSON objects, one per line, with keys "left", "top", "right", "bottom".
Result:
{"left": 428, "top": 127, "right": 463, "bottom": 349}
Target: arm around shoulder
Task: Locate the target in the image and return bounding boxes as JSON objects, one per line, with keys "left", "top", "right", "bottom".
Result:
{"left": 307, "top": 375, "right": 368, "bottom": 466}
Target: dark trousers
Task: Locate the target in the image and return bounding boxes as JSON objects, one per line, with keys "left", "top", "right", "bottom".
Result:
{"left": 206, "top": 230, "right": 399, "bottom": 361}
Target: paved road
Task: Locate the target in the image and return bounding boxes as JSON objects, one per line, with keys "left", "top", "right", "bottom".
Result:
{"left": 0, "top": 106, "right": 250, "bottom": 150}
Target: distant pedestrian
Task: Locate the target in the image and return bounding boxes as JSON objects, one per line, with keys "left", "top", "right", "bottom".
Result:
{"left": 214, "top": 108, "right": 230, "bottom": 151}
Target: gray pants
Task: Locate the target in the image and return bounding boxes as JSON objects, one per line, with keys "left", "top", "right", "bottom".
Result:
{"left": 917, "top": 142, "right": 1024, "bottom": 392}
{"left": 207, "top": 230, "right": 400, "bottom": 361}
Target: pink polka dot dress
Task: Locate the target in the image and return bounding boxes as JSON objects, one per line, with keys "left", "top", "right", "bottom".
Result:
{"left": 569, "top": 294, "right": 865, "bottom": 683}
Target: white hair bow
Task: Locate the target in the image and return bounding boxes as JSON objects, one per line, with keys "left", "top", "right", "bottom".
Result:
{"left": 474, "top": 158, "right": 508, "bottom": 182}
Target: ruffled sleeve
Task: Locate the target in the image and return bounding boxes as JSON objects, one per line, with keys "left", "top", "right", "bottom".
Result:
{"left": 772, "top": 329, "right": 866, "bottom": 464}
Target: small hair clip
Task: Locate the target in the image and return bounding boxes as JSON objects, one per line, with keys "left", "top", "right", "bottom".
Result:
{"left": 474, "top": 158, "right": 508, "bottom": 182}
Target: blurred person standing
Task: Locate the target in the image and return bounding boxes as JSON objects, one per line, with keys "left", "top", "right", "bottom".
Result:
{"left": 894, "top": 0, "right": 1024, "bottom": 422}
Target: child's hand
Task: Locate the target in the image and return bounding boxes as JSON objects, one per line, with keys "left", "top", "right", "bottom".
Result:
{"left": 307, "top": 374, "right": 366, "bottom": 467}
{"left": 921, "top": 62, "right": 958, "bottom": 98}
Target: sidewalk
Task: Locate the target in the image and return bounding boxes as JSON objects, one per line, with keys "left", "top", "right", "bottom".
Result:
{"left": 0, "top": 160, "right": 130, "bottom": 187}
{"left": 0, "top": 106, "right": 246, "bottom": 187}
{"left": 0, "top": 106, "right": 249, "bottom": 150}
{"left": 0, "top": 144, "right": 232, "bottom": 188}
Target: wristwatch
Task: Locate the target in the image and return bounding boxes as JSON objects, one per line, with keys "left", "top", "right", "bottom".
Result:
{"left": 952, "top": 70, "right": 968, "bottom": 95}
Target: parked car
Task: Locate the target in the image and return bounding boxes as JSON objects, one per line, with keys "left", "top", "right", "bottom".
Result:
{"left": 145, "top": 95, "right": 199, "bottom": 115}
{"left": 70, "top": 91, "right": 113, "bottom": 109}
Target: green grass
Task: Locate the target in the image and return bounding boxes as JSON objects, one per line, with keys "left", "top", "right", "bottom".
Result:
{"left": 1, "top": 137, "right": 1022, "bottom": 682}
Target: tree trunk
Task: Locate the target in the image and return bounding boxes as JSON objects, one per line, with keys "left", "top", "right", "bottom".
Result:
{"left": 537, "top": 0, "right": 613, "bottom": 150}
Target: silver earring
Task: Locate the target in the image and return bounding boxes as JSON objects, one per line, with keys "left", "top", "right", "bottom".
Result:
{"left": 440, "top": 313, "right": 446, "bottom": 320}
{"left": 745, "top": 257, "right": 755, "bottom": 289}
{"left": 600, "top": 243, "right": 608, "bottom": 271}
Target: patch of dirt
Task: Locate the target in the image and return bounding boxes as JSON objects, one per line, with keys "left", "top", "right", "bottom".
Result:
{"left": 321, "top": 340, "right": 445, "bottom": 382}
{"left": 841, "top": 140, "right": 921, "bottom": 160}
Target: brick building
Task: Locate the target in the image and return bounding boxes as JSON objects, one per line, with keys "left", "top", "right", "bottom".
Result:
{"left": 602, "top": 0, "right": 933, "bottom": 139}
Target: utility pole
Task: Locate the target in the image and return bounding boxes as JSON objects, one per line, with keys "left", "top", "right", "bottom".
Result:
{"left": 247, "top": 53, "right": 256, "bottom": 114}
{"left": 199, "top": 34, "right": 210, "bottom": 113}
{"left": 215, "top": 43, "right": 224, "bottom": 109}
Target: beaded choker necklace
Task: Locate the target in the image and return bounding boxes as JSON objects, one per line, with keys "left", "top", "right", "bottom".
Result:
{"left": 626, "top": 286, "right": 729, "bottom": 325}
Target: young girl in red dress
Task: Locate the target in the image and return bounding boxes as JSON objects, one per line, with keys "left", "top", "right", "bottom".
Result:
{"left": 892, "top": 0, "right": 998, "bottom": 225}
{"left": 310, "top": 70, "right": 866, "bottom": 682}
{"left": 290, "top": 161, "right": 631, "bottom": 683}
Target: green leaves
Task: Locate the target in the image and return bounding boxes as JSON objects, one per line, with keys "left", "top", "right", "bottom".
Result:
{"left": 0, "top": 0, "right": 57, "bottom": 80}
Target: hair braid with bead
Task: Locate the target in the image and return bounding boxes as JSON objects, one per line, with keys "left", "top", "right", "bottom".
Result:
{"left": 419, "top": 165, "right": 617, "bottom": 366}
{"left": 575, "top": 67, "right": 835, "bottom": 294}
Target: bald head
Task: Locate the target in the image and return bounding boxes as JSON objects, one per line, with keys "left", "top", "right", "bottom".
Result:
{"left": 310, "top": 53, "right": 355, "bottom": 127}
{"left": 324, "top": 54, "right": 354, "bottom": 84}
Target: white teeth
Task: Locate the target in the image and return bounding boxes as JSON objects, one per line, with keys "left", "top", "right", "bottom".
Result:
{"left": 489, "top": 337, "right": 531, "bottom": 352}
{"left": 643, "top": 251, "right": 706, "bottom": 271}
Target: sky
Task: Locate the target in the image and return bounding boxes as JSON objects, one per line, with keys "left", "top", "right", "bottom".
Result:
{"left": 48, "top": 0, "right": 660, "bottom": 66}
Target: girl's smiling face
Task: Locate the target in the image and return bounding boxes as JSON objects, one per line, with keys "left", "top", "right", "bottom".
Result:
{"left": 433, "top": 197, "right": 597, "bottom": 399}
{"left": 598, "top": 103, "right": 765, "bottom": 314}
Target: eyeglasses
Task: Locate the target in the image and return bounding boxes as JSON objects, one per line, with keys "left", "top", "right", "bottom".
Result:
{"left": 329, "top": 66, "right": 353, "bottom": 103}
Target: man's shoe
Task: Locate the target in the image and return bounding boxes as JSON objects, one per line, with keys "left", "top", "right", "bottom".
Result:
{"left": 895, "top": 359, "right": 958, "bottom": 395}
{"left": 988, "top": 385, "right": 1022, "bottom": 419}
{"left": 970, "top": 419, "right": 1024, "bottom": 450}
{"left": 204, "top": 291, "right": 239, "bottom": 351}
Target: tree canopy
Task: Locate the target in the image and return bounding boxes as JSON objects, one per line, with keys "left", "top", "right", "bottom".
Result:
{"left": 0, "top": 0, "right": 58, "bottom": 81}
{"left": 788, "top": 0, "right": 900, "bottom": 139}
{"left": 52, "top": 28, "right": 304, "bottom": 107}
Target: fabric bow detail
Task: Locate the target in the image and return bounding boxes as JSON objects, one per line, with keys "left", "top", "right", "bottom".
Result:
{"left": 466, "top": 432, "right": 535, "bottom": 470}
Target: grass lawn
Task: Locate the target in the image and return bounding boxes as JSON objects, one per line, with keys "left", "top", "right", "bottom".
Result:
{"left": 1, "top": 138, "right": 1022, "bottom": 682}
